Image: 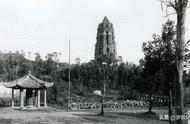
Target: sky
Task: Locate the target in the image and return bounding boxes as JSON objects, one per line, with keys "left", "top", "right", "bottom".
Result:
{"left": 0, "top": 0, "right": 189, "bottom": 64}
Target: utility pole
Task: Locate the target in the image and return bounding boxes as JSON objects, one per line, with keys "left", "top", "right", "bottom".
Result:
{"left": 68, "top": 39, "right": 71, "bottom": 112}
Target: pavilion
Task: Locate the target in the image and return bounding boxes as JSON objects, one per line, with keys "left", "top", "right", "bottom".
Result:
{"left": 3, "top": 72, "right": 54, "bottom": 109}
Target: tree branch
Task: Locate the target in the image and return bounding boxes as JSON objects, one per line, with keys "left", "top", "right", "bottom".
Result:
{"left": 164, "top": 12, "right": 177, "bottom": 18}
{"left": 160, "top": 0, "right": 177, "bottom": 12}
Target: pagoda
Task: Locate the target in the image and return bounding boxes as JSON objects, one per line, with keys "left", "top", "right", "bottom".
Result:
{"left": 95, "top": 16, "right": 117, "bottom": 61}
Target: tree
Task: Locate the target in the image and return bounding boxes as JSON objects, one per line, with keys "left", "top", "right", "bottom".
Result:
{"left": 75, "top": 57, "right": 81, "bottom": 65}
{"left": 33, "top": 53, "right": 43, "bottom": 78}
{"left": 142, "top": 20, "right": 177, "bottom": 113}
{"left": 161, "top": 20, "right": 177, "bottom": 124}
{"left": 160, "top": 0, "right": 189, "bottom": 123}
{"left": 141, "top": 41, "right": 164, "bottom": 112}
{"left": 138, "top": 42, "right": 162, "bottom": 111}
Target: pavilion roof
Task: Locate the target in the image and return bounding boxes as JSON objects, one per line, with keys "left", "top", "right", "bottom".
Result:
{"left": 2, "top": 73, "right": 54, "bottom": 89}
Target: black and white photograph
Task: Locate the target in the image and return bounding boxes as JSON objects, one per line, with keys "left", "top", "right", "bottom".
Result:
{"left": 0, "top": 0, "right": 190, "bottom": 124}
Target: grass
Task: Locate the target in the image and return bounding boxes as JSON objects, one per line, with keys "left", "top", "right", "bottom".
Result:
{"left": 0, "top": 106, "right": 189, "bottom": 124}
{"left": 73, "top": 108, "right": 169, "bottom": 124}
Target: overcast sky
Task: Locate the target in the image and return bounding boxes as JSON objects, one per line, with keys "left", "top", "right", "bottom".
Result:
{"left": 0, "top": 0, "right": 189, "bottom": 64}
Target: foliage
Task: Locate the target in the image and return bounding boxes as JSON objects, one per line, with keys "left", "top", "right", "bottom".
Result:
{"left": 0, "top": 51, "right": 145, "bottom": 106}
{"left": 0, "top": 97, "right": 11, "bottom": 107}
{"left": 141, "top": 20, "right": 177, "bottom": 112}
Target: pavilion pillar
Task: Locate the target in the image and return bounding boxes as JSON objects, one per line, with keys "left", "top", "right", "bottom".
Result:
{"left": 20, "top": 89, "right": 24, "bottom": 109}
{"left": 37, "top": 90, "right": 40, "bottom": 108}
{"left": 44, "top": 89, "right": 47, "bottom": 107}
{"left": 35, "top": 89, "right": 38, "bottom": 107}
{"left": 12, "top": 88, "right": 14, "bottom": 108}
{"left": 32, "top": 90, "right": 35, "bottom": 106}
{"left": 19, "top": 89, "right": 21, "bottom": 106}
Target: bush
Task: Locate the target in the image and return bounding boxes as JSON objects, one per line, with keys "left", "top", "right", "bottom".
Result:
{"left": 118, "top": 87, "right": 136, "bottom": 100}
{"left": 0, "top": 97, "right": 11, "bottom": 107}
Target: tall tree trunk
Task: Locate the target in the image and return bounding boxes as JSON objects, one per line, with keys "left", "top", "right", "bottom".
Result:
{"left": 169, "top": 83, "right": 173, "bottom": 124}
{"left": 149, "top": 93, "right": 152, "bottom": 112}
{"left": 175, "top": 1, "right": 187, "bottom": 124}
{"left": 165, "top": 30, "right": 173, "bottom": 124}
